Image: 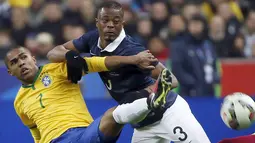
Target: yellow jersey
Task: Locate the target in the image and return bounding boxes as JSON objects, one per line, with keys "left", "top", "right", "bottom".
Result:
{"left": 201, "top": 1, "right": 244, "bottom": 22}
{"left": 14, "top": 57, "right": 108, "bottom": 143}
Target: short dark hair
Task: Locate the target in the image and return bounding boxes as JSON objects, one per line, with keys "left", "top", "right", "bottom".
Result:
{"left": 97, "top": 1, "right": 124, "bottom": 17}
{"left": 4, "top": 45, "right": 30, "bottom": 68}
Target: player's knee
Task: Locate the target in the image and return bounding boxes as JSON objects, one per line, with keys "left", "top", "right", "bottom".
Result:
{"left": 102, "top": 107, "right": 116, "bottom": 122}
{"left": 99, "top": 107, "right": 123, "bottom": 137}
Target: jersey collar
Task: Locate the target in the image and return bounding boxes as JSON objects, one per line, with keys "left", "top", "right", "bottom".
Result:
{"left": 22, "top": 66, "right": 43, "bottom": 89}
{"left": 97, "top": 28, "right": 126, "bottom": 52}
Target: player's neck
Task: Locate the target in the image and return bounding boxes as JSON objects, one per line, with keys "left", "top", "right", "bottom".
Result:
{"left": 100, "top": 40, "right": 111, "bottom": 49}
{"left": 21, "top": 66, "right": 39, "bottom": 86}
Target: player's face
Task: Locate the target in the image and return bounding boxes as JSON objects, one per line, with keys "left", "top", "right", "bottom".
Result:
{"left": 6, "top": 48, "right": 37, "bottom": 83}
{"left": 96, "top": 8, "right": 124, "bottom": 42}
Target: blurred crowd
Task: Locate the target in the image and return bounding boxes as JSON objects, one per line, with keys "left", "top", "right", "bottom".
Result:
{"left": 1, "top": 0, "right": 254, "bottom": 96}
{"left": 0, "top": 0, "right": 255, "bottom": 60}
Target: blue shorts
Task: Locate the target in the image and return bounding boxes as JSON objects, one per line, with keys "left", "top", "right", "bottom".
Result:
{"left": 50, "top": 116, "right": 119, "bottom": 143}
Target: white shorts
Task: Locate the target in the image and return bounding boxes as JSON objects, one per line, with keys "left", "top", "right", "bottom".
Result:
{"left": 132, "top": 95, "right": 211, "bottom": 143}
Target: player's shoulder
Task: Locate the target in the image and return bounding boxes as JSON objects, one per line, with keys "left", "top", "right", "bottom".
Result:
{"left": 120, "top": 34, "right": 146, "bottom": 55}
{"left": 43, "top": 62, "right": 62, "bottom": 70}
{"left": 87, "top": 29, "right": 99, "bottom": 37}
{"left": 123, "top": 35, "right": 144, "bottom": 48}
{"left": 82, "top": 29, "right": 99, "bottom": 41}
{"left": 84, "top": 29, "right": 99, "bottom": 38}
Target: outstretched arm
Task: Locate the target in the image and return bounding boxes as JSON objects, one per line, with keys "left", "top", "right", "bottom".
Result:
{"left": 85, "top": 50, "right": 158, "bottom": 73}
{"left": 105, "top": 50, "right": 157, "bottom": 70}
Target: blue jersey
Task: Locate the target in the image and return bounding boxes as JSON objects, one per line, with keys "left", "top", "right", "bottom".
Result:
{"left": 73, "top": 29, "right": 178, "bottom": 127}
{"left": 73, "top": 29, "right": 155, "bottom": 103}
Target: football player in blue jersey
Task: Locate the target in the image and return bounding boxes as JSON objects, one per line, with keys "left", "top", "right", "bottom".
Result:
{"left": 47, "top": 1, "right": 210, "bottom": 143}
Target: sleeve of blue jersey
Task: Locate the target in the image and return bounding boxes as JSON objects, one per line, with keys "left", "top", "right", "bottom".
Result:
{"left": 72, "top": 30, "right": 98, "bottom": 53}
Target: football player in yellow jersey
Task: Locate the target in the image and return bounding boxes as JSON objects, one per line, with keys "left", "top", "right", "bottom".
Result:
{"left": 5, "top": 46, "right": 172, "bottom": 143}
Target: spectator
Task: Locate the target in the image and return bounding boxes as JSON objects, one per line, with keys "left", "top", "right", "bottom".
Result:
{"left": 35, "top": 32, "right": 54, "bottom": 58}
{"left": 229, "top": 33, "right": 245, "bottom": 57}
{"left": 0, "top": 0, "right": 253, "bottom": 61}
{"left": 162, "top": 13, "right": 186, "bottom": 41}
{"left": 0, "top": 0, "right": 11, "bottom": 29}
{"left": 167, "top": 0, "right": 185, "bottom": 14}
{"left": 63, "top": 0, "right": 84, "bottom": 26}
{"left": 182, "top": 2, "right": 200, "bottom": 21}
{"left": 9, "top": 0, "right": 31, "bottom": 8}
{"left": 133, "top": 16, "right": 152, "bottom": 47}
{"left": 80, "top": 0, "right": 96, "bottom": 30}
{"left": 25, "top": 32, "right": 54, "bottom": 58}
{"left": 71, "top": 25, "right": 86, "bottom": 39}
{"left": 201, "top": 0, "right": 244, "bottom": 22}
{"left": 28, "top": 0, "right": 44, "bottom": 28}
{"left": 168, "top": 13, "right": 187, "bottom": 59}
{"left": 217, "top": 2, "right": 242, "bottom": 41}
{"left": 63, "top": 22, "right": 86, "bottom": 42}
{"left": 24, "top": 33, "right": 39, "bottom": 56}
{"left": 147, "top": 37, "right": 169, "bottom": 60}
{"left": 0, "top": 27, "right": 12, "bottom": 49}
{"left": 122, "top": 6, "right": 137, "bottom": 36}
{"left": 130, "top": 0, "right": 151, "bottom": 13}
{"left": 172, "top": 15, "right": 220, "bottom": 96}
{"left": 243, "top": 10, "right": 255, "bottom": 58}
{"left": 150, "top": 1, "right": 169, "bottom": 36}
{"left": 11, "top": 7, "right": 32, "bottom": 46}
{"left": 38, "top": 0, "right": 64, "bottom": 45}
{"left": 209, "top": 15, "right": 229, "bottom": 57}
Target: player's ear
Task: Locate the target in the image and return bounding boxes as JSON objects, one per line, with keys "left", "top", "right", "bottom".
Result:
{"left": 8, "top": 70, "right": 13, "bottom": 76}
{"left": 32, "top": 56, "right": 36, "bottom": 64}
{"left": 95, "top": 18, "right": 99, "bottom": 28}
{"left": 122, "top": 21, "right": 126, "bottom": 28}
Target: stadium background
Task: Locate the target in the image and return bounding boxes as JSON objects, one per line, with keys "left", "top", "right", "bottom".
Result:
{"left": 1, "top": 0, "right": 255, "bottom": 143}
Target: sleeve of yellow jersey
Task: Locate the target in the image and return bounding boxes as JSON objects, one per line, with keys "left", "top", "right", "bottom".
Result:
{"left": 49, "top": 56, "right": 108, "bottom": 79}
{"left": 14, "top": 102, "right": 41, "bottom": 142}
{"left": 85, "top": 57, "right": 109, "bottom": 73}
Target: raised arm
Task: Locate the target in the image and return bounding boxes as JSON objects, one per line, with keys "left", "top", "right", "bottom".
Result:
{"left": 47, "top": 41, "right": 76, "bottom": 63}
{"left": 48, "top": 31, "right": 95, "bottom": 62}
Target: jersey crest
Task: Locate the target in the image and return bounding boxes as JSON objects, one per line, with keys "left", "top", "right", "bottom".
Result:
{"left": 41, "top": 74, "right": 52, "bottom": 87}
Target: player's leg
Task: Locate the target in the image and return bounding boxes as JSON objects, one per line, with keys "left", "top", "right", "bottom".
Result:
{"left": 98, "top": 98, "right": 151, "bottom": 142}
{"left": 158, "top": 95, "right": 210, "bottom": 143}
{"left": 70, "top": 68, "right": 171, "bottom": 142}
{"left": 131, "top": 69, "right": 175, "bottom": 143}
{"left": 98, "top": 83, "right": 173, "bottom": 142}
{"left": 132, "top": 95, "right": 210, "bottom": 143}
{"left": 106, "top": 68, "right": 173, "bottom": 126}
{"left": 218, "top": 135, "right": 255, "bottom": 143}
{"left": 132, "top": 69, "right": 210, "bottom": 143}
{"left": 72, "top": 93, "right": 168, "bottom": 142}
{"left": 90, "top": 69, "right": 172, "bottom": 142}
{"left": 131, "top": 122, "right": 168, "bottom": 143}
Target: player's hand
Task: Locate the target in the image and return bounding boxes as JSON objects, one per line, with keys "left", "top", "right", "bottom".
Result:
{"left": 65, "top": 51, "right": 88, "bottom": 84}
{"left": 135, "top": 50, "right": 158, "bottom": 70}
